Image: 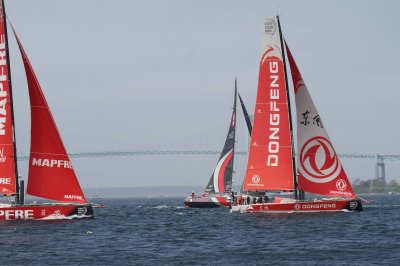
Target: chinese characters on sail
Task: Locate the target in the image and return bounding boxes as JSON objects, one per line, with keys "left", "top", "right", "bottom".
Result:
{"left": 300, "top": 109, "right": 323, "bottom": 128}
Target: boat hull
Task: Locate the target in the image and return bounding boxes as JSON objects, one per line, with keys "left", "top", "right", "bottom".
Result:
{"left": 230, "top": 199, "right": 362, "bottom": 213}
{"left": 184, "top": 196, "right": 230, "bottom": 208}
{"left": 0, "top": 203, "right": 94, "bottom": 220}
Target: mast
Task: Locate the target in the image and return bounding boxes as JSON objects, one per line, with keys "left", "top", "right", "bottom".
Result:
{"left": 237, "top": 91, "right": 251, "bottom": 194}
{"left": 276, "top": 16, "right": 298, "bottom": 199}
{"left": 1, "top": 0, "right": 20, "bottom": 203}
{"left": 231, "top": 77, "right": 237, "bottom": 192}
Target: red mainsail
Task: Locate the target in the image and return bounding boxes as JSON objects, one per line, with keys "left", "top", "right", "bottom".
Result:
{"left": 243, "top": 17, "right": 294, "bottom": 191}
{"left": 13, "top": 30, "right": 86, "bottom": 203}
{"left": 0, "top": 2, "right": 16, "bottom": 194}
{"left": 285, "top": 41, "right": 355, "bottom": 198}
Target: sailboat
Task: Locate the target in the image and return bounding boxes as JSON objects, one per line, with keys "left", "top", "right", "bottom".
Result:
{"left": 0, "top": 0, "right": 93, "bottom": 220}
{"left": 231, "top": 16, "right": 363, "bottom": 213}
{"left": 184, "top": 80, "right": 238, "bottom": 208}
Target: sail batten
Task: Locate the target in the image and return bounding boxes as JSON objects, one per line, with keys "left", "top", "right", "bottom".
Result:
{"left": 12, "top": 28, "right": 86, "bottom": 203}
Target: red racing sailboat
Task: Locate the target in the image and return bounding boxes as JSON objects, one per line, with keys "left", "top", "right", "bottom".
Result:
{"left": 231, "top": 16, "right": 362, "bottom": 213}
{"left": 0, "top": 0, "right": 93, "bottom": 220}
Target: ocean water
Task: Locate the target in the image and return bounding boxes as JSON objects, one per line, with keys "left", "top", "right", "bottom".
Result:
{"left": 0, "top": 195, "right": 399, "bottom": 265}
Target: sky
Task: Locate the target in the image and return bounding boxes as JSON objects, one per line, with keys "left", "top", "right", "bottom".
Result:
{"left": 4, "top": 0, "right": 400, "bottom": 190}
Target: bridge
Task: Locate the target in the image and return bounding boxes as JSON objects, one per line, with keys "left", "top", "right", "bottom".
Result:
{"left": 17, "top": 149, "right": 400, "bottom": 183}
{"left": 15, "top": 150, "right": 400, "bottom": 162}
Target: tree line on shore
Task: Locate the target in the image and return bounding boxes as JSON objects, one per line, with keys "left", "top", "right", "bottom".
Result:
{"left": 352, "top": 178, "right": 400, "bottom": 193}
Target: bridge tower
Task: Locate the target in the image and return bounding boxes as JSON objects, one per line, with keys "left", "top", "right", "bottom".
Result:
{"left": 375, "top": 155, "right": 386, "bottom": 184}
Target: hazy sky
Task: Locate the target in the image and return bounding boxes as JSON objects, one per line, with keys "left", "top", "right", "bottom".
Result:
{"left": 5, "top": 0, "right": 400, "bottom": 189}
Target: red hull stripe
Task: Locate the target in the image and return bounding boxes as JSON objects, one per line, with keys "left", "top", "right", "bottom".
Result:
{"left": 215, "top": 196, "right": 230, "bottom": 206}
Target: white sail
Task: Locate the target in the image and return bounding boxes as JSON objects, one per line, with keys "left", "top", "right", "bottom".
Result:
{"left": 285, "top": 41, "right": 355, "bottom": 198}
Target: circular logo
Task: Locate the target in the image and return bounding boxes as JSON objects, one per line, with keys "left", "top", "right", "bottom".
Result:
{"left": 251, "top": 175, "right": 261, "bottom": 184}
{"left": 336, "top": 179, "right": 347, "bottom": 191}
{"left": 299, "top": 136, "right": 341, "bottom": 183}
{"left": 77, "top": 207, "right": 87, "bottom": 216}
{"left": 294, "top": 204, "right": 301, "bottom": 210}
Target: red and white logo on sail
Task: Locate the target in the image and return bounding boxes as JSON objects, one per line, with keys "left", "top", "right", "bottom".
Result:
{"left": 336, "top": 179, "right": 347, "bottom": 191}
{"left": 251, "top": 175, "right": 261, "bottom": 184}
{"left": 299, "top": 136, "right": 341, "bottom": 183}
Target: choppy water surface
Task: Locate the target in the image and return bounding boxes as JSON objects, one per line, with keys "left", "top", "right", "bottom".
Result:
{"left": 0, "top": 195, "right": 399, "bottom": 265}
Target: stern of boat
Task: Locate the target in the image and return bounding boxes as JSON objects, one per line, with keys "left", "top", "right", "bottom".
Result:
{"left": 184, "top": 195, "right": 230, "bottom": 208}
{"left": 37, "top": 203, "right": 94, "bottom": 220}
{"left": 345, "top": 199, "right": 363, "bottom": 212}
{"left": 68, "top": 204, "right": 94, "bottom": 218}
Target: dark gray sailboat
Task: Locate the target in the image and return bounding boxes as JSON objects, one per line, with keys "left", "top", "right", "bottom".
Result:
{"left": 184, "top": 80, "right": 238, "bottom": 208}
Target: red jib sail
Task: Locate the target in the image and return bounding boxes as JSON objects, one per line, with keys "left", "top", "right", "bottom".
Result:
{"left": 243, "top": 17, "right": 294, "bottom": 191}
{"left": 13, "top": 29, "right": 86, "bottom": 203}
{"left": 285, "top": 41, "right": 355, "bottom": 198}
{"left": 0, "top": 2, "right": 16, "bottom": 194}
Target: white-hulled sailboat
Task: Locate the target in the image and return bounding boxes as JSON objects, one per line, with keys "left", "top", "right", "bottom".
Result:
{"left": 231, "top": 16, "right": 362, "bottom": 213}
{"left": 0, "top": 0, "right": 93, "bottom": 220}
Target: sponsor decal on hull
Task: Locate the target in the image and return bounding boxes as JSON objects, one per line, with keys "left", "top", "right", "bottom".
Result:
{"left": 0, "top": 177, "right": 10, "bottom": 184}
{"left": 0, "top": 209, "right": 34, "bottom": 220}
{"left": 295, "top": 203, "right": 337, "bottom": 210}
{"left": 0, "top": 205, "right": 93, "bottom": 220}
{"left": 231, "top": 200, "right": 360, "bottom": 213}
